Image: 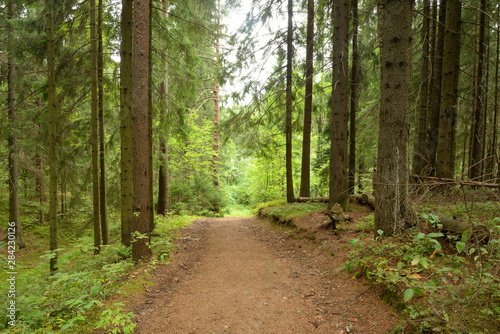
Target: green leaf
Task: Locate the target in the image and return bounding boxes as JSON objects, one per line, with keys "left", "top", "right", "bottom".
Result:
{"left": 427, "top": 233, "right": 444, "bottom": 238}
{"left": 420, "top": 257, "right": 429, "bottom": 269}
{"left": 404, "top": 288, "right": 415, "bottom": 301}
{"left": 397, "top": 262, "right": 403, "bottom": 271}
{"left": 413, "top": 233, "right": 426, "bottom": 242}
{"left": 412, "top": 287, "right": 425, "bottom": 297}
{"left": 456, "top": 241, "right": 465, "bottom": 253}
{"left": 350, "top": 239, "right": 359, "bottom": 248}
{"left": 411, "top": 255, "right": 421, "bottom": 266}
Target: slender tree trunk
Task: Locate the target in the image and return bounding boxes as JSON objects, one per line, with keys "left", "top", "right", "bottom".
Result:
{"left": 7, "top": 0, "right": 25, "bottom": 249}
{"left": 98, "top": 0, "right": 109, "bottom": 245}
{"left": 329, "top": 0, "right": 349, "bottom": 210}
{"left": 412, "top": 0, "right": 430, "bottom": 177}
{"left": 492, "top": 4, "right": 499, "bottom": 183}
{"left": 148, "top": 0, "right": 155, "bottom": 232}
{"left": 470, "top": 0, "right": 486, "bottom": 181}
{"left": 426, "top": 0, "right": 446, "bottom": 175}
{"left": 213, "top": 0, "right": 221, "bottom": 188}
{"left": 157, "top": 0, "right": 169, "bottom": 215}
{"left": 120, "top": 0, "right": 133, "bottom": 247}
{"left": 348, "top": 0, "right": 358, "bottom": 194}
{"left": 60, "top": 171, "right": 66, "bottom": 217}
{"left": 46, "top": 0, "right": 58, "bottom": 273}
{"left": 300, "top": 0, "right": 314, "bottom": 198}
{"left": 90, "top": 0, "right": 101, "bottom": 253}
{"left": 132, "top": 0, "right": 152, "bottom": 261}
{"left": 35, "top": 148, "right": 45, "bottom": 223}
{"left": 285, "top": 0, "right": 295, "bottom": 203}
{"left": 375, "top": 0, "right": 417, "bottom": 236}
{"left": 435, "top": 0, "right": 461, "bottom": 178}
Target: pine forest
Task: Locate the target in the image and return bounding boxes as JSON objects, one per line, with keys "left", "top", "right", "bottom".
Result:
{"left": 0, "top": 0, "right": 499, "bottom": 332}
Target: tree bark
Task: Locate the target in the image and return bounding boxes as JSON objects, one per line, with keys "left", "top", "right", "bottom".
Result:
{"left": 469, "top": 0, "right": 486, "bottom": 181}
{"left": 435, "top": 0, "right": 461, "bottom": 178}
{"left": 90, "top": 0, "right": 101, "bottom": 253}
{"left": 132, "top": 0, "right": 152, "bottom": 261}
{"left": 286, "top": 0, "right": 295, "bottom": 203}
{"left": 412, "top": 0, "right": 430, "bottom": 177}
{"left": 213, "top": 0, "right": 221, "bottom": 188}
{"left": 157, "top": 0, "right": 169, "bottom": 215}
{"left": 375, "top": 0, "right": 417, "bottom": 236}
{"left": 329, "top": 0, "right": 350, "bottom": 210}
{"left": 98, "top": 0, "right": 109, "bottom": 245}
{"left": 7, "top": 0, "right": 25, "bottom": 249}
{"left": 148, "top": 0, "right": 155, "bottom": 232}
{"left": 120, "top": 0, "right": 133, "bottom": 247}
{"left": 299, "top": 0, "right": 314, "bottom": 198}
{"left": 426, "top": 0, "right": 446, "bottom": 176}
{"left": 46, "top": 0, "right": 58, "bottom": 273}
{"left": 348, "top": 0, "right": 358, "bottom": 194}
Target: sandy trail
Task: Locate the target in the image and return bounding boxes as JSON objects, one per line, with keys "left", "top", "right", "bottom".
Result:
{"left": 133, "top": 217, "right": 398, "bottom": 333}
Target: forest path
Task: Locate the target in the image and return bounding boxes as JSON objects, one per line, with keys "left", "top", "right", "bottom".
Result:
{"left": 132, "top": 217, "right": 398, "bottom": 333}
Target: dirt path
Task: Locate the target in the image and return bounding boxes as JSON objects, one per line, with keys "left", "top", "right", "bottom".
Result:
{"left": 132, "top": 217, "right": 399, "bottom": 333}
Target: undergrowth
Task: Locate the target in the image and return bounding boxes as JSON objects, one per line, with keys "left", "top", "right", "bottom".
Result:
{"left": 254, "top": 200, "right": 325, "bottom": 225}
{"left": 346, "top": 209, "right": 500, "bottom": 333}
{"left": 0, "top": 214, "right": 194, "bottom": 333}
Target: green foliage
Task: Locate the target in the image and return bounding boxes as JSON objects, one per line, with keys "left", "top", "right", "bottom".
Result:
{"left": 255, "top": 201, "right": 325, "bottom": 225}
{"left": 345, "top": 216, "right": 500, "bottom": 333}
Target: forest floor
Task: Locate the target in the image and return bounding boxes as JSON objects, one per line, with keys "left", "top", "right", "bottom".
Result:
{"left": 128, "top": 214, "right": 400, "bottom": 333}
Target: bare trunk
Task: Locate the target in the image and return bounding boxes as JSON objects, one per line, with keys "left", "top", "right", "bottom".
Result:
{"left": 90, "top": 0, "right": 101, "bottom": 253}
{"left": 469, "top": 0, "right": 486, "bottom": 181}
{"left": 132, "top": 0, "right": 152, "bottom": 261}
{"left": 286, "top": 0, "right": 295, "bottom": 203}
{"left": 7, "top": 0, "right": 25, "bottom": 249}
{"left": 46, "top": 0, "right": 58, "bottom": 273}
{"left": 348, "top": 0, "right": 358, "bottom": 194}
{"left": 98, "top": 0, "right": 109, "bottom": 245}
{"left": 375, "top": 0, "right": 417, "bottom": 236}
{"left": 412, "top": 0, "right": 430, "bottom": 177}
{"left": 120, "top": 0, "right": 133, "bottom": 247}
{"left": 435, "top": 0, "right": 461, "bottom": 178}
{"left": 329, "top": 0, "right": 350, "bottom": 210}
{"left": 213, "top": 1, "right": 221, "bottom": 188}
{"left": 426, "top": 0, "right": 446, "bottom": 175}
{"left": 157, "top": 0, "right": 169, "bottom": 215}
{"left": 300, "top": 0, "right": 315, "bottom": 198}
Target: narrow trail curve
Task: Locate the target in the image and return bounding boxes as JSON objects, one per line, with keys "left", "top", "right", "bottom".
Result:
{"left": 132, "top": 218, "right": 398, "bottom": 333}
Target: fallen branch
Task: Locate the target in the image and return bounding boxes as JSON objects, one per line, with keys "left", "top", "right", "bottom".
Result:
{"left": 412, "top": 175, "right": 500, "bottom": 188}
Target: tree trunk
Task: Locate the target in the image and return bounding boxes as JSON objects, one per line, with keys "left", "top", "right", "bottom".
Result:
{"left": 7, "top": 0, "right": 25, "bottom": 249}
{"left": 435, "top": 0, "right": 461, "bottom": 178}
{"left": 120, "top": 0, "right": 133, "bottom": 247}
{"left": 469, "top": 0, "right": 486, "bottom": 181}
{"left": 90, "top": 0, "right": 101, "bottom": 253}
{"left": 412, "top": 0, "right": 430, "bottom": 177}
{"left": 148, "top": 0, "right": 155, "bottom": 233}
{"left": 348, "top": 0, "right": 358, "bottom": 194}
{"left": 426, "top": 0, "right": 446, "bottom": 176}
{"left": 98, "top": 0, "right": 109, "bottom": 245}
{"left": 492, "top": 5, "right": 499, "bottom": 184}
{"left": 299, "top": 0, "right": 314, "bottom": 198}
{"left": 375, "top": 0, "right": 417, "bottom": 236}
{"left": 213, "top": 0, "right": 221, "bottom": 188}
{"left": 329, "top": 0, "right": 349, "bottom": 210}
{"left": 157, "top": 0, "right": 169, "bottom": 215}
{"left": 132, "top": 0, "right": 152, "bottom": 261}
{"left": 286, "top": 0, "right": 295, "bottom": 203}
{"left": 46, "top": 0, "right": 58, "bottom": 273}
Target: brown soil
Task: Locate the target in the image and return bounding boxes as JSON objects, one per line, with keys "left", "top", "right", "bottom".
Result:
{"left": 131, "top": 215, "right": 399, "bottom": 333}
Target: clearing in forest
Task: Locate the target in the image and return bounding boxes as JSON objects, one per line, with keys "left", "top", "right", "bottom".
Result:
{"left": 130, "top": 217, "right": 398, "bottom": 333}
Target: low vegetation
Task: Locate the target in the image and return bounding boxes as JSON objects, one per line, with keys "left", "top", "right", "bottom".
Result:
{"left": 0, "top": 209, "right": 194, "bottom": 333}
{"left": 259, "top": 191, "right": 500, "bottom": 333}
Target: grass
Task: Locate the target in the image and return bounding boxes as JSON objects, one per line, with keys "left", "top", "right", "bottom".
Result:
{"left": 0, "top": 200, "right": 195, "bottom": 333}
